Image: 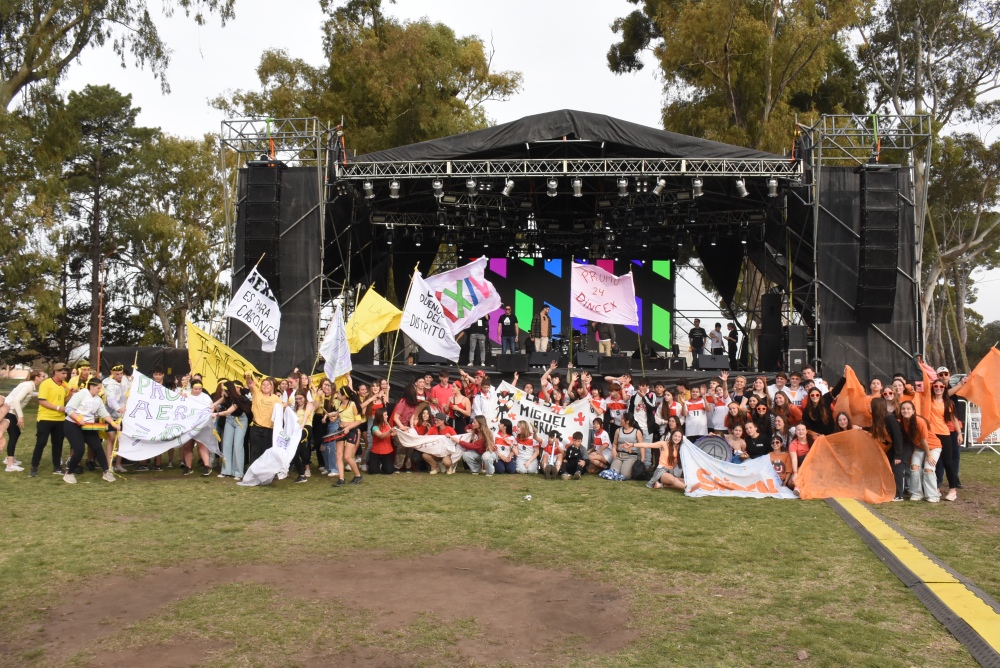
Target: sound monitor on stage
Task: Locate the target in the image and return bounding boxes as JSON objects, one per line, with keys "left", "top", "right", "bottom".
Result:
{"left": 698, "top": 354, "right": 730, "bottom": 371}
{"left": 574, "top": 351, "right": 599, "bottom": 368}
{"left": 416, "top": 352, "right": 453, "bottom": 365}
{"left": 496, "top": 354, "right": 529, "bottom": 374}
{"left": 529, "top": 352, "right": 559, "bottom": 367}
{"left": 598, "top": 356, "right": 631, "bottom": 375}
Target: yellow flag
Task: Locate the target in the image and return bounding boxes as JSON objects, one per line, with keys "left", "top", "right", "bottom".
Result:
{"left": 186, "top": 321, "right": 261, "bottom": 391}
{"left": 345, "top": 288, "right": 402, "bottom": 353}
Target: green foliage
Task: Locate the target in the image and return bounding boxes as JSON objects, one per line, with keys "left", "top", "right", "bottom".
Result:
{"left": 215, "top": 0, "right": 522, "bottom": 153}
{"left": 607, "top": 0, "right": 868, "bottom": 152}
{"left": 0, "top": 0, "right": 237, "bottom": 109}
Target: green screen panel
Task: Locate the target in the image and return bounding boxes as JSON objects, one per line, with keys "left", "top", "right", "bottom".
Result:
{"left": 652, "top": 260, "right": 671, "bottom": 280}
{"left": 652, "top": 303, "right": 672, "bottom": 349}
{"left": 514, "top": 289, "right": 533, "bottom": 334}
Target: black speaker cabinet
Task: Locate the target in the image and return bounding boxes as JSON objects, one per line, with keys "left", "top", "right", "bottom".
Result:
{"left": 855, "top": 166, "right": 900, "bottom": 323}
{"left": 529, "top": 351, "right": 560, "bottom": 367}
{"left": 598, "top": 356, "right": 631, "bottom": 375}
{"left": 495, "top": 354, "right": 529, "bottom": 373}
{"left": 574, "top": 351, "right": 600, "bottom": 368}
{"left": 761, "top": 293, "right": 782, "bottom": 335}
{"left": 416, "top": 352, "right": 453, "bottom": 365}
{"left": 668, "top": 358, "right": 687, "bottom": 371}
{"left": 697, "top": 354, "right": 730, "bottom": 371}
{"left": 757, "top": 333, "right": 783, "bottom": 372}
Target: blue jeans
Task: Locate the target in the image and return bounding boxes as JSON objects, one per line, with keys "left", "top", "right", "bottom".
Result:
{"left": 469, "top": 333, "right": 487, "bottom": 365}
{"left": 502, "top": 336, "right": 516, "bottom": 354}
{"left": 323, "top": 422, "right": 341, "bottom": 473}
{"left": 221, "top": 414, "right": 247, "bottom": 478}
{"left": 692, "top": 345, "right": 704, "bottom": 368}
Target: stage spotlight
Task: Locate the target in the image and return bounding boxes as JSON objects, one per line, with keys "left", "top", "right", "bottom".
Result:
{"left": 653, "top": 178, "right": 667, "bottom": 196}
{"left": 414, "top": 231, "right": 423, "bottom": 247}
{"left": 502, "top": 179, "right": 515, "bottom": 197}
{"left": 688, "top": 207, "right": 697, "bottom": 225}
{"left": 389, "top": 180, "right": 400, "bottom": 199}
{"left": 363, "top": 181, "right": 375, "bottom": 199}
{"left": 735, "top": 177, "right": 749, "bottom": 198}
{"left": 767, "top": 178, "right": 779, "bottom": 197}
{"left": 572, "top": 177, "right": 583, "bottom": 198}
{"left": 740, "top": 229, "right": 749, "bottom": 245}
{"left": 437, "top": 211, "right": 448, "bottom": 227}
{"left": 547, "top": 177, "right": 558, "bottom": 197}
{"left": 444, "top": 231, "right": 457, "bottom": 245}
{"left": 617, "top": 177, "right": 628, "bottom": 197}
{"left": 385, "top": 227, "right": 394, "bottom": 245}
{"left": 638, "top": 177, "right": 649, "bottom": 193}
{"left": 432, "top": 179, "right": 444, "bottom": 199}
{"left": 478, "top": 181, "right": 493, "bottom": 192}
{"left": 335, "top": 180, "right": 349, "bottom": 196}
{"left": 640, "top": 231, "right": 650, "bottom": 248}
{"left": 692, "top": 177, "right": 704, "bottom": 198}
{"left": 710, "top": 233, "right": 718, "bottom": 246}
{"left": 466, "top": 178, "right": 477, "bottom": 195}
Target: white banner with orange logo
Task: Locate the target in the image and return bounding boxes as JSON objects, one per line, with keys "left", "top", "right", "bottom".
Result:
{"left": 681, "top": 441, "right": 797, "bottom": 499}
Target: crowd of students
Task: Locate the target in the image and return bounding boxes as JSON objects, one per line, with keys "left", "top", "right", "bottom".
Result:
{"left": 0, "top": 359, "right": 968, "bottom": 502}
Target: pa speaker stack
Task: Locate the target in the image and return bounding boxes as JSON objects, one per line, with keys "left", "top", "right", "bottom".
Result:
{"left": 598, "top": 356, "right": 631, "bottom": 375}
{"left": 496, "top": 354, "right": 529, "bottom": 373}
{"left": 758, "top": 293, "right": 783, "bottom": 372}
{"left": 244, "top": 159, "right": 284, "bottom": 300}
{"left": 855, "top": 166, "right": 900, "bottom": 323}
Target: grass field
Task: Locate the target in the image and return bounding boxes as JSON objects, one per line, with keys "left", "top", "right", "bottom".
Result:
{"left": 1, "top": 380, "right": 997, "bottom": 667}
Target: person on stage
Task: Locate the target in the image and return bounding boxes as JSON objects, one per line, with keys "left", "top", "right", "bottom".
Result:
{"left": 589, "top": 321, "right": 616, "bottom": 356}
{"left": 466, "top": 315, "right": 489, "bottom": 366}
{"left": 687, "top": 319, "right": 708, "bottom": 370}
{"left": 497, "top": 304, "right": 519, "bottom": 354}
{"left": 725, "top": 323, "right": 739, "bottom": 369}
{"left": 709, "top": 322, "right": 725, "bottom": 356}
{"left": 530, "top": 304, "right": 552, "bottom": 353}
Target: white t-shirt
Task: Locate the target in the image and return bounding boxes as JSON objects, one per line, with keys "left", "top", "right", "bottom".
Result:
{"left": 592, "top": 429, "right": 611, "bottom": 454}
{"left": 708, "top": 396, "right": 729, "bottom": 431}
{"left": 782, "top": 386, "right": 807, "bottom": 405}
{"left": 709, "top": 329, "right": 725, "bottom": 350}
{"left": 684, "top": 398, "right": 709, "bottom": 436}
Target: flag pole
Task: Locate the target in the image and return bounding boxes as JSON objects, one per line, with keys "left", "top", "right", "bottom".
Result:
{"left": 387, "top": 264, "right": 420, "bottom": 386}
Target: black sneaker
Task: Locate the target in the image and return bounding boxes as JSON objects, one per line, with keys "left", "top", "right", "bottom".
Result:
{"left": 201, "top": 467, "right": 212, "bottom": 477}
{"left": 52, "top": 468, "right": 65, "bottom": 475}
{"left": 333, "top": 479, "right": 346, "bottom": 487}
{"left": 182, "top": 467, "right": 194, "bottom": 476}
{"left": 29, "top": 468, "right": 38, "bottom": 478}
{"left": 350, "top": 475, "right": 363, "bottom": 485}
{"left": 152, "top": 465, "right": 164, "bottom": 472}
{"left": 134, "top": 465, "right": 149, "bottom": 472}
{"left": 86, "top": 460, "right": 97, "bottom": 471}
{"left": 73, "top": 466, "right": 84, "bottom": 474}
{"left": 295, "top": 475, "right": 308, "bottom": 483}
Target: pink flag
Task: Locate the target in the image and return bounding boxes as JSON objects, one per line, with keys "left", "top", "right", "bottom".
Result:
{"left": 424, "top": 257, "right": 502, "bottom": 336}
{"left": 569, "top": 262, "right": 639, "bottom": 326}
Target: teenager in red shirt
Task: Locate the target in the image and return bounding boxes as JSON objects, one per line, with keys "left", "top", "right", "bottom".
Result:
{"left": 368, "top": 408, "right": 395, "bottom": 475}
{"left": 421, "top": 412, "right": 457, "bottom": 474}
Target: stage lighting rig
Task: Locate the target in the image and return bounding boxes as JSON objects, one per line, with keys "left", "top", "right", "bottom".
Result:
{"left": 572, "top": 177, "right": 583, "bottom": 197}
{"left": 653, "top": 178, "right": 667, "bottom": 196}
{"left": 767, "top": 178, "right": 779, "bottom": 197}
{"left": 735, "top": 177, "right": 749, "bottom": 198}
{"left": 389, "top": 180, "right": 400, "bottom": 198}
{"left": 692, "top": 177, "right": 704, "bottom": 198}
{"left": 466, "top": 178, "right": 477, "bottom": 195}
{"left": 502, "top": 179, "right": 515, "bottom": 196}
{"left": 432, "top": 179, "right": 444, "bottom": 199}
{"left": 547, "top": 177, "right": 558, "bottom": 197}
{"left": 617, "top": 177, "right": 628, "bottom": 197}
{"left": 363, "top": 181, "right": 375, "bottom": 199}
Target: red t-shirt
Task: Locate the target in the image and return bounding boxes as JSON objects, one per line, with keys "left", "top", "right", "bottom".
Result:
{"left": 370, "top": 424, "right": 393, "bottom": 455}
{"left": 429, "top": 384, "right": 453, "bottom": 410}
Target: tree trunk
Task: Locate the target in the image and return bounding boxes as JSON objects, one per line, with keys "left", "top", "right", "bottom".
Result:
{"left": 89, "top": 140, "right": 102, "bottom": 366}
{"left": 953, "top": 263, "right": 971, "bottom": 372}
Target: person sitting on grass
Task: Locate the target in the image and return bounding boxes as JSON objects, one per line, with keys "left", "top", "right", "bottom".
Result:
{"left": 540, "top": 429, "right": 565, "bottom": 479}
{"left": 62, "top": 378, "right": 118, "bottom": 485}
{"left": 610, "top": 414, "right": 644, "bottom": 480}
{"left": 559, "top": 431, "right": 586, "bottom": 479}
{"left": 493, "top": 419, "right": 517, "bottom": 474}
{"left": 789, "top": 423, "right": 813, "bottom": 487}
{"left": 769, "top": 435, "right": 794, "bottom": 489}
{"left": 588, "top": 417, "right": 612, "bottom": 473}
{"left": 646, "top": 430, "right": 686, "bottom": 491}
{"left": 514, "top": 420, "right": 540, "bottom": 474}
{"left": 741, "top": 420, "right": 770, "bottom": 459}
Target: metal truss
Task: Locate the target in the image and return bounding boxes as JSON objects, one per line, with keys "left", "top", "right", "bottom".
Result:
{"left": 800, "top": 114, "right": 932, "bottom": 167}
{"left": 335, "top": 157, "right": 802, "bottom": 180}
{"left": 221, "top": 118, "right": 330, "bottom": 167}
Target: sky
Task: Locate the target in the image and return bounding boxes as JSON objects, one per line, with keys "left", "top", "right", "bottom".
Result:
{"left": 59, "top": 0, "right": 1000, "bottom": 332}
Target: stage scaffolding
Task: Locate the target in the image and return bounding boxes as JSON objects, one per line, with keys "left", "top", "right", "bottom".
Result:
{"left": 794, "top": 113, "right": 932, "bottom": 375}
{"left": 218, "top": 118, "right": 347, "bottom": 348}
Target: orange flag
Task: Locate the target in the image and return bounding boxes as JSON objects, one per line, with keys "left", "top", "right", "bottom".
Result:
{"left": 913, "top": 359, "right": 937, "bottom": 424}
{"left": 834, "top": 365, "right": 872, "bottom": 427}
{"left": 956, "top": 348, "right": 1000, "bottom": 441}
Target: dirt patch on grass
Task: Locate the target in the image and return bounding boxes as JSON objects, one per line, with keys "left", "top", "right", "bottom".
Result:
{"left": 86, "top": 640, "right": 225, "bottom": 667}
{"left": 22, "top": 548, "right": 634, "bottom": 667}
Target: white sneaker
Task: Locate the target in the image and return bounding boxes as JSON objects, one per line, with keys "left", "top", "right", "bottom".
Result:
{"left": 102, "top": 470, "right": 116, "bottom": 482}
{"left": 927, "top": 497, "right": 940, "bottom": 503}
{"left": 360, "top": 464, "right": 368, "bottom": 472}
{"left": 429, "top": 468, "right": 438, "bottom": 475}
{"left": 6, "top": 464, "right": 24, "bottom": 472}
{"left": 114, "top": 465, "right": 127, "bottom": 473}
{"left": 14, "top": 458, "right": 22, "bottom": 465}
{"left": 945, "top": 489, "right": 957, "bottom": 501}
{"left": 63, "top": 473, "right": 77, "bottom": 484}
{"left": 304, "top": 468, "right": 311, "bottom": 478}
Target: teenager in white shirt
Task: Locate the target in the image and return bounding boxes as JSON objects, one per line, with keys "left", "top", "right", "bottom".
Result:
{"left": 683, "top": 387, "right": 709, "bottom": 438}
{"left": 62, "top": 378, "right": 118, "bottom": 484}
{"left": 3, "top": 370, "right": 44, "bottom": 471}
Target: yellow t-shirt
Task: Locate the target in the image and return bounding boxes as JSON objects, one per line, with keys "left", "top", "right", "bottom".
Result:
{"left": 66, "top": 374, "right": 104, "bottom": 398}
{"left": 37, "top": 378, "right": 69, "bottom": 422}
{"left": 337, "top": 401, "right": 360, "bottom": 426}
{"left": 251, "top": 392, "right": 282, "bottom": 428}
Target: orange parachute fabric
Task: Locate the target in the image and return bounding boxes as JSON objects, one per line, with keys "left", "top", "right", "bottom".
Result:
{"left": 956, "top": 348, "right": 1000, "bottom": 441}
{"left": 796, "top": 430, "right": 895, "bottom": 504}
{"left": 834, "top": 365, "right": 872, "bottom": 428}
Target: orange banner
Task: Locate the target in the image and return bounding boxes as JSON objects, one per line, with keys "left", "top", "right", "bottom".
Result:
{"left": 956, "top": 348, "right": 1000, "bottom": 441}
{"left": 797, "top": 430, "right": 895, "bottom": 504}
{"left": 834, "top": 365, "right": 872, "bottom": 428}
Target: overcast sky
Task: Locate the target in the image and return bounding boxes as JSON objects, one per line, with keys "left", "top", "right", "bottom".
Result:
{"left": 60, "top": 0, "right": 1000, "bottom": 330}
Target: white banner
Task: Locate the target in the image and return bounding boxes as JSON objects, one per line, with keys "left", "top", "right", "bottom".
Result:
{"left": 224, "top": 267, "right": 281, "bottom": 352}
{"left": 423, "top": 257, "right": 502, "bottom": 336}
{"left": 401, "top": 271, "right": 461, "bottom": 362}
{"left": 680, "top": 441, "right": 796, "bottom": 499}
{"left": 393, "top": 428, "right": 467, "bottom": 459}
{"left": 320, "top": 303, "right": 352, "bottom": 381}
{"left": 569, "top": 262, "right": 639, "bottom": 326}
{"left": 238, "top": 404, "right": 303, "bottom": 486}
{"left": 492, "top": 381, "right": 597, "bottom": 443}
{"left": 117, "top": 370, "right": 217, "bottom": 461}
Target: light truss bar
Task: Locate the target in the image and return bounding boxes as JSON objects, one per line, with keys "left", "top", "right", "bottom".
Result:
{"left": 221, "top": 117, "right": 330, "bottom": 167}
{"left": 801, "top": 113, "right": 932, "bottom": 166}
{"left": 336, "top": 157, "right": 802, "bottom": 180}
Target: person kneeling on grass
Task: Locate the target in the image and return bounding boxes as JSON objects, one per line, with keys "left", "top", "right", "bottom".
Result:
{"left": 421, "top": 412, "right": 457, "bottom": 474}
{"left": 559, "top": 431, "right": 586, "bottom": 479}
{"left": 367, "top": 409, "right": 396, "bottom": 475}
{"left": 63, "top": 379, "right": 118, "bottom": 484}
{"left": 493, "top": 419, "right": 517, "bottom": 474}
{"left": 450, "top": 416, "right": 496, "bottom": 475}
{"left": 513, "top": 420, "right": 540, "bottom": 474}
{"left": 646, "top": 430, "right": 686, "bottom": 491}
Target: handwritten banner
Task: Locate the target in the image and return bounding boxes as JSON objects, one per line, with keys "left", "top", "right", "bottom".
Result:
{"left": 424, "top": 257, "right": 502, "bottom": 336}
{"left": 569, "top": 262, "right": 639, "bottom": 326}
{"left": 118, "top": 370, "right": 218, "bottom": 461}
{"left": 186, "top": 321, "right": 261, "bottom": 391}
{"left": 493, "top": 381, "right": 597, "bottom": 443}
{"left": 401, "top": 271, "right": 461, "bottom": 362}
{"left": 225, "top": 267, "right": 281, "bottom": 352}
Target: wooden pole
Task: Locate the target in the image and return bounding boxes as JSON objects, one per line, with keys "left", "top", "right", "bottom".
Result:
{"left": 387, "top": 264, "right": 420, "bottom": 385}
